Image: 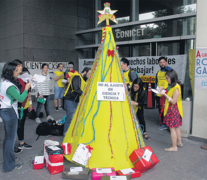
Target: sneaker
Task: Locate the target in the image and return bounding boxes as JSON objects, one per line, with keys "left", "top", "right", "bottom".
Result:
{"left": 18, "top": 142, "right": 32, "bottom": 149}
{"left": 14, "top": 164, "right": 22, "bottom": 171}
{"left": 35, "top": 117, "right": 41, "bottom": 124}
{"left": 47, "top": 115, "right": 54, "bottom": 120}
{"left": 158, "top": 124, "right": 168, "bottom": 130}
{"left": 58, "top": 106, "right": 63, "bottom": 110}
{"left": 55, "top": 107, "right": 59, "bottom": 111}
{"left": 14, "top": 147, "right": 22, "bottom": 154}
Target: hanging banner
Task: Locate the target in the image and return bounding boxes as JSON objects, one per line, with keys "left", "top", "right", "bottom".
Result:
{"left": 79, "top": 55, "right": 187, "bottom": 84}
{"left": 25, "top": 61, "right": 69, "bottom": 95}
{"left": 194, "top": 48, "right": 207, "bottom": 89}
{"left": 189, "top": 49, "right": 195, "bottom": 94}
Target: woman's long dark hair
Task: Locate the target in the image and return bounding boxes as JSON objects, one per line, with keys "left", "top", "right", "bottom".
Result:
{"left": 166, "top": 69, "right": 181, "bottom": 87}
{"left": 1, "top": 62, "right": 19, "bottom": 85}
{"left": 131, "top": 78, "right": 143, "bottom": 101}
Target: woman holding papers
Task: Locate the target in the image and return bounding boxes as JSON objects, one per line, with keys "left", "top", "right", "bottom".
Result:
{"left": 130, "top": 78, "right": 151, "bottom": 140}
{"left": 159, "top": 69, "right": 183, "bottom": 152}
{"left": 0, "top": 62, "right": 31, "bottom": 172}
{"left": 36, "top": 63, "right": 54, "bottom": 123}
{"left": 13, "top": 66, "right": 33, "bottom": 154}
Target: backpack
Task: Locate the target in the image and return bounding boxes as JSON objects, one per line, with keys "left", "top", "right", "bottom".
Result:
{"left": 27, "top": 109, "right": 43, "bottom": 120}
{"left": 128, "top": 69, "right": 139, "bottom": 82}
{"left": 27, "top": 109, "right": 36, "bottom": 120}
{"left": 36, "top": 122, "right": 50, "bottom": 140}
{"left": 50, "top": 124, "right": 64, "bottom": 136}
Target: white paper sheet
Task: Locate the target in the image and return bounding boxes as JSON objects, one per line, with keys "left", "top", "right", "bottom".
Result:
{"left": 143, "top": 149, "right": 152, "bottom": 162}
{"left": 72, "top": 144, "right": 92, "bottom": 166}
{"left": 18, "top": 72, "right": 33, "bottom": 83}
{"left": 151, "top": 89, "right": 159, "bottom": 94}
{"left": 70, "top": 167, "right": 83, "bottom": 172}
{"left": 96, "top": 168, "right": 112, "bottom": 174}
{"left": 110, "top": 176, "right": 127, "bottom": 180}
{"left": 18, "top": 72, "right": 45, "bottom": 89}
{"left": 120, "top": 168, "right": 134, "bottom": 175}
{"left": 152, "top": 88, "right": 165, "bottom": 94}
{"left": 33, "top": 74, "right": 46, "bottom": 82}
{"left": 62, "top": 79, "right": 68, "bottom": 83}
{"left": 34, "top": 156, "right": 44, "bottom": 164}
{"left": 68, "top": 172, "right": 79, "bottom": 175}
{"left": 47, "top": 145, "right": 61, "bottom": 151}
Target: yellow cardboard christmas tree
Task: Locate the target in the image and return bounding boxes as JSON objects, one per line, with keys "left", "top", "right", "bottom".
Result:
{"left": 63, "top": 2, "right": 145, "bottom": 170}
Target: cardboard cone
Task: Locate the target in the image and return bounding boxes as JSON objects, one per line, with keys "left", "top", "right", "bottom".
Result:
{"left": 63, "top": 3, "right": 145, "bottom": 170}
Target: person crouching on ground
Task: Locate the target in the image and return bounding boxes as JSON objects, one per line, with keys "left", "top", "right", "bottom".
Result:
{"left": 159, "top": 69, "right": 183, "bottom": 152}
{"left": 0, "top": 62, "right": 31, "bottom": 172}
{"left": 36, "top": 63, "right": 54, "bottom": 123}
{"left": 130, "top": 78, "right": 151, "bottom": 140}
{"left": 63, "top": 67, "right": 91, "bottom": 136}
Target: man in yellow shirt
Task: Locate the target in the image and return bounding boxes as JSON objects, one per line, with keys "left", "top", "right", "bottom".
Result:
{"left": 155, "top": 57, "right": 172, "bottom": 130}
{"left": 121, "top": 58, "right": 138, "bottom": 92}
{"left": 53, "top": 63, "right": 64, "bottom": 111}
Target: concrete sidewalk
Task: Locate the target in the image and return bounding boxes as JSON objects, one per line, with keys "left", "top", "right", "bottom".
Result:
{"left": 0, "top": 102, "right": 206, "bottom": 180}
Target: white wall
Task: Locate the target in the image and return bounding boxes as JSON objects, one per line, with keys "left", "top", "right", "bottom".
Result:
{"left": 192, "top": 0, "right": 207, "bottom": 139}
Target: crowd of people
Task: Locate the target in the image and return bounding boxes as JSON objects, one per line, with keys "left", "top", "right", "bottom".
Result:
{"left": 0, "top": 56, "right": 185, "bottom": 172}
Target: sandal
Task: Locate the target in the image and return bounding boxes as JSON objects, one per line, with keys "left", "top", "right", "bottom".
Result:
{"left": 143, "top": 133, "right": 151, "bottom": 141}
{"left": 201, "top": 145, "right": 207, "bottom": 150}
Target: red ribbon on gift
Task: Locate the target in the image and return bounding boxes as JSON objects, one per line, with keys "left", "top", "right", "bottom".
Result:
{"left": 86, "top": 145, "right": 93, "bottom": 153}
{"left": 108, "top": 49, "right": 114, "bottom": 57}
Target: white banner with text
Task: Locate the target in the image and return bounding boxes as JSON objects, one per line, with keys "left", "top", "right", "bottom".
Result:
{"left": 79, "top": 55, "right": 187, "bottom": 84}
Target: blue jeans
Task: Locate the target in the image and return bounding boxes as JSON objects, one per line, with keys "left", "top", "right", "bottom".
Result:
{"left": 36, "top": 95, "right": 50, "bottom": 117}
{"left": 0, "top": 108, "right": 18, "bottom": 172}
{"left": 54, "top": 86, "right": 64, "bottom": 99}
{"left": 64, "top": 100, "right": 78, "bottom": 135}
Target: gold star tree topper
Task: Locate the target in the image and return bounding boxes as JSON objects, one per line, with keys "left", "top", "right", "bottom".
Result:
{"left": 97, "top": 2, "right": 118, "bottom": 25}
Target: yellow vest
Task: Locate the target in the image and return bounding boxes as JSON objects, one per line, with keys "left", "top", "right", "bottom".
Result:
{"left": 64, "top": 73, "right": 85, "bottom": 101}
{"left": 164, "top": 84, "right": 183, "bottom": 118}
{"left": 156, "top": 70, "right": 168, "bottom": 97}
{"left": 54, "top": 71, "right": 64, "bottom": 88}
{"left": 124, "top": 70, "right": 132, "bottom": 88}
{"left": 132, "top": 92, "right": 139, "bottom": 114}
{"left": 24, "top": 98, "right": 29, "bottom": 109}
{"left": 67, "top": 71, "right": 79, "bottom": 80}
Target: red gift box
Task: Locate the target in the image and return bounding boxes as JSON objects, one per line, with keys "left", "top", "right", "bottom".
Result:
{"left": 45, "top": 151, "right": 64, "bottom": 175}
{"left": 61, "top": 143, "right": 71, "bottom": 155}
{"left": 33, "top": 156, "right": 44, "bottom": 170}
{"left": 129, "top": 146, "right": 159, "bottom": 173}
{"left": 116, "top": 168, "right": 141, "bottom": 178}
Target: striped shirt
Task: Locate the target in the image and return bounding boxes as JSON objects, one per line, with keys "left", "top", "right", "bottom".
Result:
{"left": 36, "top": 73, "right": 50, "bottom": 95}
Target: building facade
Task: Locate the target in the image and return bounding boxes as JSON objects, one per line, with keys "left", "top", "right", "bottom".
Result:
{"left": 76, "top": 0, "right": 197, "bottom": 100}
{"left": 1, "top": 0, "right": 206, "bottom": 140}
{"left": 0, "top": 0, "right": 93, "bottom": 70}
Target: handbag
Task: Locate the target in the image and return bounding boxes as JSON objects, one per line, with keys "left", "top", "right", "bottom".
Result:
{"left": 37, "top": 97, "right": 46, "bottom": 104}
